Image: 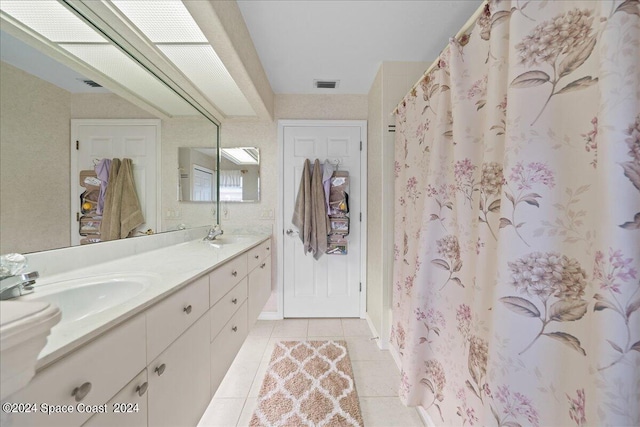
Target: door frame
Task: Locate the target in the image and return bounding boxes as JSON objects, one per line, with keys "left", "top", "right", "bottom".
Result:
{"left": 70, "top": 119, "right": 162, "bottom": 245}
{"left": 276, "top": 120, "right": 368, "bottom": 319}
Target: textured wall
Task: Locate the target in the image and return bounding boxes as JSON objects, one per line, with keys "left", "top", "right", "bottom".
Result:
{"left": 367, "top": 62, "right": 430, "bottom": 345}
{"left": 0, "top": 62, "right": 71, "bottom": 254}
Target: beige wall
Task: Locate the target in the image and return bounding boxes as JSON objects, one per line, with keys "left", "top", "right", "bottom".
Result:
{"left": 367, "top": 61, "right": 429, "bottom": 345}
{"left": 0, "top": 62, "right": 71, "bottom": 254}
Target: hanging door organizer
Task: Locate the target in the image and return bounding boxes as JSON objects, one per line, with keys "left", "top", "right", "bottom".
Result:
{"left": 327, "top": 171, "right": 350, "bottom": 255}
{"left": 78, "top": 170, "right": 102, "bottom": 245}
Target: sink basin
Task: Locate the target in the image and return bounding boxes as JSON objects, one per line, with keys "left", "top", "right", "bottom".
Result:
{"left": 206, "top": 235, "right": 253, "bottom": 247}
{"left": 19, "top": 273, "right": 156, "bottom": 324}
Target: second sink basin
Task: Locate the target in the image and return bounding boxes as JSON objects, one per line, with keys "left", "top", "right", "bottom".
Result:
{"left": 19, "top": 273, "right": 157, "bottom": 324}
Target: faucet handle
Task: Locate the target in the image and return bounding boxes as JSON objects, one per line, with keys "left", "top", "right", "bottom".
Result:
{"left": 21, "top": 271, "right": 39, "bottom": 281}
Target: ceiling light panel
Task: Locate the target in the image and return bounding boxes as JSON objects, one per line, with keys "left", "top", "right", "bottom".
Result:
{"left": 222, "top": 148, "right": 259, "bottom": 165}
{"left": 158, "top": 45, "right": 255, "bottom": 116}
{"left": 60, "top": 44, "right": 198, "bottom": 116}
{"left": 111, "top": 0, "right": 207, "bottom": 43}
{"left": 0, "top": 0, "right": 106, "bottom": 43}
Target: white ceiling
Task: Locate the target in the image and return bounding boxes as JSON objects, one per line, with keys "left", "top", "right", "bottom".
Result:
{"left": 237, "top": 0, "right": 483, "bottom": 95}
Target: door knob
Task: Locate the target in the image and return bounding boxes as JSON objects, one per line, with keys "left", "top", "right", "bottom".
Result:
{"left": 286, "top": 229, "right": 297, "bottom": 236}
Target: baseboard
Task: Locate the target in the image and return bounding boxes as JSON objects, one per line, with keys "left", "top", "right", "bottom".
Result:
{"left": 417, "top": 406, "right": 436, "bottom": 427}
{"left": 364, "top": 312, "right": 384, "bottom": 349}
{"left": 388, "top": 341, "right": 402, "bottom": 369}
{"left": 257, "top": 311, "right": 282, "bottom": 321}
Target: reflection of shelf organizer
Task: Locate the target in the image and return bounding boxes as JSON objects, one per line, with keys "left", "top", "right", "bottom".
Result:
{"left": 78, "top": 170, "right": 102, "bottom": 245}
{"left": 327, "top": 170, "right": 349, "bottom": 255}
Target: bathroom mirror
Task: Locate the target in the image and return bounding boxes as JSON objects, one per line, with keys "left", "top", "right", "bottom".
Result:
{"left": 0, "top": 9, "right": 220, "bottom": 254}
{"left": 178, "top": 147, "right": 260, "bottom": 203}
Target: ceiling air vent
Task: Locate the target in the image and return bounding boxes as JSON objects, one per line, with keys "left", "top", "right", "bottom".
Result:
{"left": 79, "top": 79, "right": 102, "bottom": 88}
{"left": 314, "top": 80, "right": 339, "bottom": 89}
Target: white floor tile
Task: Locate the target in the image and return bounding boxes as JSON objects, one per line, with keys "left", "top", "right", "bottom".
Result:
{"left": 352, "top": 360, "right": 400, "bottom": 397}
{"left": 308, "top": 318, "right": 344, "bottom": 336}
{"left": 342, "top": 318, "right": 373, "bottom": 337}
{"left": 247, "top": 320, "right": 275, "bottom": 337}
{"left": 359, "top": 397, "right": 424, "bottom": 427}
{"left": 236, "top": 398, "right": 258, "bottom": 427}
{"left": 197, "top": 398, "right": 245, "bottom": 427}
{"left": 345, "top": 336, "right": 394, "bottom": 361}
{"left": 248, "top": 358, "right": 270, "bottom": 398}
{"left": 234, "top": 336, "right": 270, "bottom": 363}
{"left": 271, "top": 319, "right": 308, "bottom": 337}
{"left": 214, "top": 359, "right": 261, "bottom": 398}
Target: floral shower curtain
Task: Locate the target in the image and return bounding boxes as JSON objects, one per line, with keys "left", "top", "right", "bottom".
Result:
{"left": 392, "top": 1, "right": 639, "bottom": 426}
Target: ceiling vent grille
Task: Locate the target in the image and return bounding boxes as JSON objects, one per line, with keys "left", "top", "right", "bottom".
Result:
{"left": 314, "top": 80, "right": 339, "bottom": 89}
{"left": 80, "top": 79, "right": 102, "bottom": 88}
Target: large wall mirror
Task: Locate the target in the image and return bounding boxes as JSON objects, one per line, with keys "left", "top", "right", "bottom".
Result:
{"left": 0, "top": 2, "right": 222, "bottom": 255}
{"left": 178, "top": 147, "right": 260, "bottom": 203}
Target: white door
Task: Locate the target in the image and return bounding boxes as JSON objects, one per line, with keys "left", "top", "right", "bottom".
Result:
{"left": 192, "top": 165, "right": 214, "bottom": 201}
{"left": 282, "top": 123, "right": 364, "bottom": 318}
{"left": 71, "top": 119, "right": 160, "bottom": 245}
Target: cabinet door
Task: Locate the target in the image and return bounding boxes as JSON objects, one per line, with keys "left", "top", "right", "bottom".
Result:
{"left": 147, "top": 313, "right": 210, "bottom": 427}
{"left": 7, "top": 315, "right": 146, "bottom": 427}
{"left": 82, "top": 370, "right": 148, "bottom": 427}
{"left": 211, "top": 302, "right": 248, "bottom": 396}
{"left": 248, "top": 255, "right": 272, "bottom": 326}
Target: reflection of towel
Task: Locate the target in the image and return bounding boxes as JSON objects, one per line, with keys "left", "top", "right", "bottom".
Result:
{"left": 95, "top": 158, "right": 111, "bottom": 215}
{"left": 292, "top": 159, "right": 312, "bottom": 252}
{"left": 100, "top": 158, "right": 145, "bottom": 240}
{"left": 322, "top": 160, "right": 334, "bottom": 215}
{"left": 310, "top": 159, "right": 329, "bottom": 259}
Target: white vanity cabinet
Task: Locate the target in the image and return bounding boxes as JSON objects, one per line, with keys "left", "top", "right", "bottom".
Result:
{"left": 5, "top": 236, "right": 273, "bottom": 427}
{"left": 8, "top": 315, "right": 146, "bottom": 427}
{"left": 147, "top": 313, "right": 210, "bottom": 427}
{"left": 82, "top": 369, "right": 148, "bottom": 427}
{"left": 248, "top": 240, "right": 272, "bottom": 326}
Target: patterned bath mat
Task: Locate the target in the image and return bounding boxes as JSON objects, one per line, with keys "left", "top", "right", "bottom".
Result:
{"left": 250, "top": 340, "right": 364, "bottom": 427}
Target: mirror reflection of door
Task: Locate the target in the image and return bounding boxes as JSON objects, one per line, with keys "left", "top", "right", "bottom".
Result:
{"left": 192, "top": 165, "right": 214, "bottom": 202}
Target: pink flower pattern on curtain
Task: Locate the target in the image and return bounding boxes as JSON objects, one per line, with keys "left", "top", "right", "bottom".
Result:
{"left": 392, "top": 1, "right": 640, "bottom": 426}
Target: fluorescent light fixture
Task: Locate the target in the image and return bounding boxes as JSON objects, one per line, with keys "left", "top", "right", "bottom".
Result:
{"left": 60, "top": 44, "right": 198, "bottom": 116}
{"left": 222, "top": 148, "right": 259, "bottom": 165}
{"left": 0, "top": 0, "right": 106, "bottom": 43}
{"left": 111, "top": 0, "right": 207, "bottom": 43}
{"left": 158, "top": 45, "right": 255, "bottom": 116}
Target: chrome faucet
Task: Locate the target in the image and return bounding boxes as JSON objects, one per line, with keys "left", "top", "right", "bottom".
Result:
{"left": 203, "top": 224, "right": 224, "bottom": 241}
{"left": 0, "top": 271, "right": 39, "bottom": 300}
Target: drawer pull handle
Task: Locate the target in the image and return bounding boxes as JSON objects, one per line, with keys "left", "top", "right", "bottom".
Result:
{"left": 155, "top": 364, "right": 166, "bottom": 376}
{"left": 260, "top": 263, "right": 266, "bottom": 269}
{"left": 136, "top": 382, "right": 148, "bottom": 397}
{"left": 266, "top": 246, "right": 270, "bottom": 251}
{"left": 232, "top": 270, "right": 238, "bottom": 277}
{"left": 232, "top": 298, "right": 238, "bottom": 304}
{"left": 232, "top": 326, "right": 238, "bottom": 332}
{"left": 72, "top": 382, "right": 92, "bottom": 402}
{"left": 254, "top": 255, "right": 259, "bottom": 259}
{"left": 183, "top": 305, "right": 192, "bottom": 314}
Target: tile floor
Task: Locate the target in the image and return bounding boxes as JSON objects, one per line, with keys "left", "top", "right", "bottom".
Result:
{"left": 197, "top": 319, "right": 424, "bottom": 427}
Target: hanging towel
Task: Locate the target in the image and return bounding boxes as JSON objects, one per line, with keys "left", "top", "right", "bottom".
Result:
{"left": 100, "top": 158, "right": 145, "bottom": 240}
{"left": 292, "top": 159, "right": 312, "bottom": 253}
{"left": 310, "top": 159, "right": 330, "bottom": 259}
{"left": 95, "top": 158, "right": 111, "bottom": 215}
{"left": 322, "top": 159, "right": 334, "bottom": 215}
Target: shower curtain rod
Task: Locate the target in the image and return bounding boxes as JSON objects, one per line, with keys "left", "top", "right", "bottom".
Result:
{"left": 392, "top": 0, "right": 489, "bottom": 115}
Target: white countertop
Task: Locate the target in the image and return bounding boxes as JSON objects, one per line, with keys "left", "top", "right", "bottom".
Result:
{"left": 16, "top": 234, "right": 270, "bottom": 370}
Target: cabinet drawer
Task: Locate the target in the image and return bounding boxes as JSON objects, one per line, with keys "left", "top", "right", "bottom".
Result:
{"left": 248, "top": 255, "right": 272, "bottom": 326}
{"left": 247, "top": 240, "right": 271, "bottom": 271}
{"left": 9, "top": 315, "right": 146, "bottom": 427}
{"left": 211, "top": 302, "right": 248, "bottom": 396}
{"left": 147, "top": 314, "right": 210, "bottom": 427}
{"left": 210, "top": 277, "right": 247, "bottom": 341}
{"left": 209, "top": 253, "right": 247, "bottom": 306}
{"left": 146, "top": 275, "right": 209, "bottom": 363}
{"left": 82, "top": 369, "right": 148, "bottom": 427}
